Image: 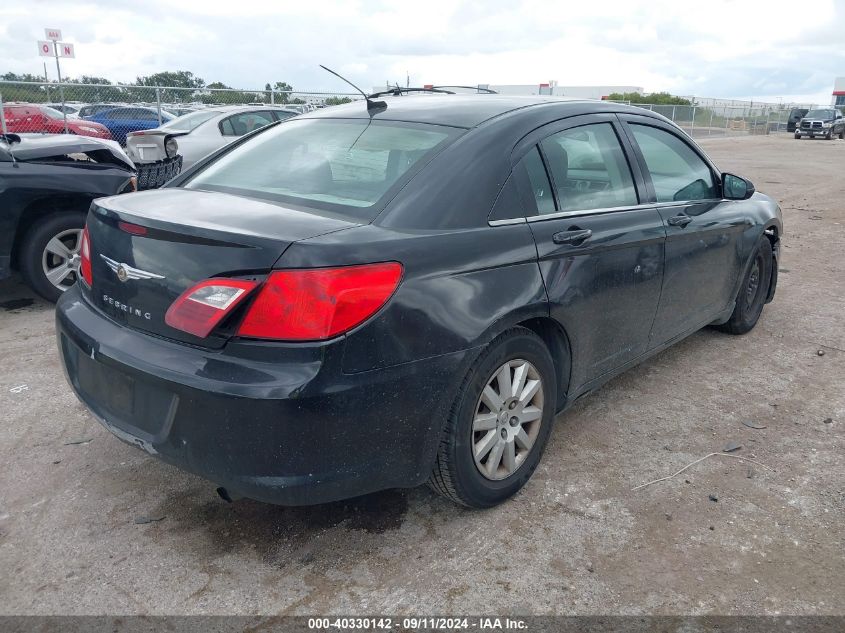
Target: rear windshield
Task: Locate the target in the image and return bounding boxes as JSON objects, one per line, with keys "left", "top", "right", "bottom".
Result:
{"left": 183, "top": 118, "right": 459, "bottom": 219}
{"left": 162, "top": 109, "right": 220, "bottom": 131}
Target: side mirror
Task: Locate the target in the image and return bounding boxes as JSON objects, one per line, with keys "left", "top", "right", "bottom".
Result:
{"left": 722, "top": 173, "right": 755, "bottom": 200}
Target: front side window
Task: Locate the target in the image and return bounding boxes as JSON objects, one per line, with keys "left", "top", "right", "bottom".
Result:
{"left": 540, "top": 123, "right": 638, "bottom": 212}
{"left": 186, "top": 118, "right": 457, "bottom": 219}
{"left": 630, "top": 124, "right": 717, "bottom": 202}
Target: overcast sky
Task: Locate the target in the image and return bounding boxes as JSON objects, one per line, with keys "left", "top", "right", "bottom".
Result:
{"left": 2, "top": 0, "right": 843, "bottom": 104}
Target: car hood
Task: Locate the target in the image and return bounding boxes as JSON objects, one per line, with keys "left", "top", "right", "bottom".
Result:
{"left": 6, "top": 134, "right": 135, "bottom": 170}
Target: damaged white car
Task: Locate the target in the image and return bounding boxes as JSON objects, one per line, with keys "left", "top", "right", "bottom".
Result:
{"left": 125, "top": 106, "right": 299, "bottom": 189}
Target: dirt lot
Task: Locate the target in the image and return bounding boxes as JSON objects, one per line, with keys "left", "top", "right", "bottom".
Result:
{"left": 0, "top": 134, "right": 843, "bottom": 616}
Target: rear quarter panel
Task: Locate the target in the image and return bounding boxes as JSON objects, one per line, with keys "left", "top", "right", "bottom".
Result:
{"left": 278, "top": 223, "right": 548, "bottom": 374}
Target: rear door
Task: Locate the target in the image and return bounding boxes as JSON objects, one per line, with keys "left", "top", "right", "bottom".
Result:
{"left": 512, "top": 114, "right": 666, "bottom": 388}
{"left": 619, "top": 115, "right": 746, "bottom": 345}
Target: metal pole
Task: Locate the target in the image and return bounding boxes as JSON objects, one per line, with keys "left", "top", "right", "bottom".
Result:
{"left": 155, "top": 87, "right": 162, "bottom": 125}
{"left": 270, "top": 90, "right": 275, "bottom": 105}
{"left": 691, "top": 106, "right": 696, "bottom": 135}
{"left": 671, "top": 105, "right": 676, "bottom": 123}
{"left": 43, "top": 62, "right": 51, "bottom": 102}
{"left": 709, "top": 108, "right": 714, "bottom": 136}
{"left": 53, "top": 43, "right": 68, "bottom": 134}
{"left": 0, "top": 91, "right": 9, "bottom": 137}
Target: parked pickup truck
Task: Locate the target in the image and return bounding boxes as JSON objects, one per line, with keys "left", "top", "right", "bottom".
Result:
{"left": 794, "top": 108, "right": 845, "bottom": 139}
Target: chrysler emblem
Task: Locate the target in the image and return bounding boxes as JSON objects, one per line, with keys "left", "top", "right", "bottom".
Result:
{"left": 100, "top": 255, "right": 165, "bottom": 282}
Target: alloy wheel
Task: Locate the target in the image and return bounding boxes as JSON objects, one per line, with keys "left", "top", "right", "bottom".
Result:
{"left": 41, "top": 228, "right": 83, "bottom": 292}
{"left": 472, "top": 359, "right": 544, "bottom": 481}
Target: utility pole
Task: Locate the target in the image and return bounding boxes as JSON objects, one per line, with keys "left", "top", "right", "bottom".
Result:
{"left": 43, "top": 62, "right": 51, "bottom": 102}
{"left": 38, "top": 29, "right": 75, "bottom": 134}
{"left": 53, "top": 43, "right": 68, "bottom": 133}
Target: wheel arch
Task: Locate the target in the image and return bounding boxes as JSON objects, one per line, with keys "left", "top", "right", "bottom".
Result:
{"left": 515, "top": 316, "right": 573, "bottom": 413}
{"left": 11, "top": 195, "right": 92, "bottom": 268}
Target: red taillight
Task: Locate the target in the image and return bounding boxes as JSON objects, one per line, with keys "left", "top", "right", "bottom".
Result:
{"left": 165, "top": 279, "right": 258, "bottom": 338}
{"left": 237, "top": 263, "right": 403, "bottom": 341}
{"left": 79, "top": 225, "right": 93, "bottom": 286}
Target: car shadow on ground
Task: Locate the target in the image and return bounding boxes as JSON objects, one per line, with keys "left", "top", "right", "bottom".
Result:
{"left": 0, "top": 274, "right": 51, "bottom": 312}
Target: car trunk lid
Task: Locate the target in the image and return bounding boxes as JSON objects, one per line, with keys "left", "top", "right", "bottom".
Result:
{"left": 85, "top": 188, "right": 360, "bottom": 347}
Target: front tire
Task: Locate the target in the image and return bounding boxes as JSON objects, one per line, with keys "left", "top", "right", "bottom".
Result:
{"left": 19, "top": 213, "right": 85, "bottom": 303}
{"left": 428, "top": 327, "right": 557, "bottom": 508}
{"left": 714, "top": 237, "right": 773, "bottom": 335}
{"left": 794, "top": 132, "right": 801, "bottom": 139}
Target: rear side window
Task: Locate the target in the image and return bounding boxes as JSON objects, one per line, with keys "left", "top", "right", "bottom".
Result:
{"left": 630, "top": 124, "right": 717, "bottom": 202}
{"left": 540, "top": 123, "right": 638, "bottom": 212}
{"left": 220, "top": 111, "right": 277, "bottom": 136}
{"left": 186, "top": 118, "right": 458, "bottom": 219}
{"left": 514, "top": 147, "right": 555, "bottom": 215}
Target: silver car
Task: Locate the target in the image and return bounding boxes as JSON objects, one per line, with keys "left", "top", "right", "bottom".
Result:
{"left": 125, "top": 106, "right": 299, "bottom": 189}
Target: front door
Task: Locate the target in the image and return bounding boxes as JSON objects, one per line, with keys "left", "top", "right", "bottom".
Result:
{"left": 620, "top": 117, "right": 746, "bottom": 345}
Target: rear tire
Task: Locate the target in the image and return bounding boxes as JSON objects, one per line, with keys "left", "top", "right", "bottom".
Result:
{"left": 19, "top": 212, "right": 85, "bottom": 303}
{"left": 428, "top": 327, "right": 557, "bottom": 508}
{"left": 839, "top": 128, "right": 844, "bottom": 140}
{"left": 714, "top": 237, "right": 772, "bottom": 335}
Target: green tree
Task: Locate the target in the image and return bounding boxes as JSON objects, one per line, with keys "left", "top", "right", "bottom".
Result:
{"left": 273, "top": 81, "right": 293, "bottom": 103}
{"left": 606, "top": 91, "right": 692, "bottom": 106}
{"left": 135, "top": 71, "right": 205, "bottom": 103}
{"left": 324, "top": 96, "right": 352, "bottom": 106}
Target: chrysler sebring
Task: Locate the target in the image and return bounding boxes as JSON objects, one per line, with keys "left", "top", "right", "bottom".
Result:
{"left": 56, "top": 96, "right": 781, "bottom": 507}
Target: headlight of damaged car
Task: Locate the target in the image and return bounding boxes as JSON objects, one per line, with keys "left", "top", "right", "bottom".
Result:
{"left": 822, "top": 122, "right": 831, "bottom": 128}
{"left": 78, "top": 126, "right": 101, "bottom": 133}
{"left": 165, "top": 137, "right": 179, "bottom": 158}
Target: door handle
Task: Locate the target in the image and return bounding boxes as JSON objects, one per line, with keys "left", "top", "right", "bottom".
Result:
{"left": 667, "top": 213, "right": 693, "bottom": 228}
{"left": 553, "top": 229, "right": 592, "bottom": 245}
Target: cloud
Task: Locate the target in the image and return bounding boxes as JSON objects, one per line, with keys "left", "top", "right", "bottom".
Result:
{"left": 0, "top": 0, "right": 841, "bottom": 104}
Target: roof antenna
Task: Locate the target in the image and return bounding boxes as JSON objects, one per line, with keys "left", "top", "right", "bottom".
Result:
{"left": 319, "top": 65, "right": 386, "bottom": 113}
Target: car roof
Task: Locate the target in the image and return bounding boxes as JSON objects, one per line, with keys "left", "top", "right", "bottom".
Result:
{"left": 201, "top": 105, "right": 298, "bottom": 112}
{"left": 299, "top": 95, "right": 651, "bottom": 129}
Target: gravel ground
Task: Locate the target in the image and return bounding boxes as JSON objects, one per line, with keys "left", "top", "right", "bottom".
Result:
{"left": 0, "top": 134, "right": 843, "bottom": 616}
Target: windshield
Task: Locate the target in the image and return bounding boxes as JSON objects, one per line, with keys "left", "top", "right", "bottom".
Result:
{"left": 41, "top": 106, "right": 66, "bottom": 119}
{"left": 805, "top": 109, "right": 835, "bottom": 119}
{"left": 184, "top": 118, "right": 459, "bottom": 219}
{"left": 161, "top": 109, "right": 219, "bottom": 131}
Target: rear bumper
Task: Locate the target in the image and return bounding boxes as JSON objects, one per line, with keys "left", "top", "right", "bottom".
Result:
{"left": 56, "top": 285, "right": 469, "bottom": 505}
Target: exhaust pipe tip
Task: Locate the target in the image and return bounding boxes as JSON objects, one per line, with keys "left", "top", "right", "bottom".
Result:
{"left": 216, "top": 486, "right": 242, "bottom": 503}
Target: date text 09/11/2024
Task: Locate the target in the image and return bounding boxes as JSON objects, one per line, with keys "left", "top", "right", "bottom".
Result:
{"left": 307, "top": 617, "right": 528, "bottom": 630}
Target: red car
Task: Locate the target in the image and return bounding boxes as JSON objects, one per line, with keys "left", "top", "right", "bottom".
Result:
{"left": 2, "top": 104, "right": 112, "bottom": 140}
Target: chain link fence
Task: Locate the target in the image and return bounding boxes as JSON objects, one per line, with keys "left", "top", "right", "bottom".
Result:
{"left": 0, "top": 80, "right": 360, "bottom": 145}
{"left": 1, "top": 79, "right": 819, "bottom": 147}
{"left": 607, "top": 101, "right": 817, "bottom": 137}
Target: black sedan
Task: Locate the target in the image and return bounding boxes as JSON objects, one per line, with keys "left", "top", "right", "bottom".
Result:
{"left": 56, "top": 96, "right": 782, "bottom": 508}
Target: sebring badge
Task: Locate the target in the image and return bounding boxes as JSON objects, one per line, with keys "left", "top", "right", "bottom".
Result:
{"left": 100, "top": 255, "right": 165, "bottom": 282}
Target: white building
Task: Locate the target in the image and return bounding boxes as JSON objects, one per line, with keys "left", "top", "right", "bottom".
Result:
{"left": 488, "top": 82, "right": 643, "bottom": 100}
